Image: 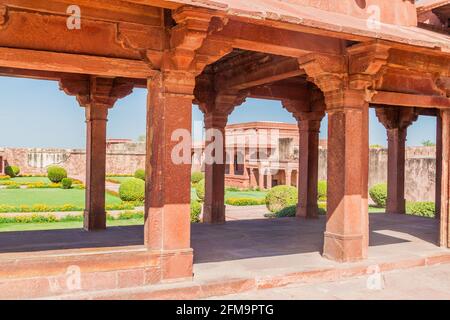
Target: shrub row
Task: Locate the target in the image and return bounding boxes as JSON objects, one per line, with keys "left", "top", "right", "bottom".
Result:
{"left": 0, "top": 181, "right": 84, "bottom": 189}
{"left": 273, "top": 203, "right": 327, "bottom": 218}
{"left": 226, "top": 198, "right": 266, "bottom": 206}
{"left": 0, "top": 211, "right": 145, "bottom": 224}
{"left": 0, "top": 175, "right": 10, "bottom": 180}
{"left": 0, "top": 202, "right": 137, "bottom": 213}
{"left": 0, "top": 203, "right": 203, "bottom": 224}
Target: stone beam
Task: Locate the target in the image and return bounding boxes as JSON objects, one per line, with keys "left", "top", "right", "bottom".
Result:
{"left": 215, "top": 20, "right": 344, "bottom": 57}
{"left": 372, "top": 91, "right": 450, "bottom": 109}
{"left": 0, "top": 0, "right": 168, "bottom": 24}
{"left": 215, "top": 56, "right": 304, "bottom": 91}
{"left": 0, "top": 47, "right": 155, "bottom": 78}
{"left": 246, "top": 81, "right": 309, "bottom": 101}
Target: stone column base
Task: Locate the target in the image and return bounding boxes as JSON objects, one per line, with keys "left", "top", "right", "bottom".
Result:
{"left": 203, "top": 204, "right": 226, "bottom": 224}
{"left": 323, "top": 232, "right": 364, "bottom": 262}
{"left": 159, "top": 248, "right": 194, "bottom": 282}
{"left": 83, "top": 210, "right": 106, "bottom": 231}
{"left": 296, "top": 204, "right": 319, "bottom": 219}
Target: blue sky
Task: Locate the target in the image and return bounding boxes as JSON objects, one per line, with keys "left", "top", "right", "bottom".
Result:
{"left": 0, "top": 76, "right": 437, "bottom": 148}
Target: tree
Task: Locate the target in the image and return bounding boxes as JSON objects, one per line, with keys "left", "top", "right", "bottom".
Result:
{"left": 137, "top": 135, "right": 146, "bottom": 143}
{"left": 422, "top": 140, "right": 436, "bottom": 147}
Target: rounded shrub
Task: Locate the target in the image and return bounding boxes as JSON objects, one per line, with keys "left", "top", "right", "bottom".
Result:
{"left": 119, "top": 178, "right": 145, "bottom": 202}
{"left": 369, "top": 183, "right": 388, "bottom": 208}
{"left": 134, "top": 169, "right": 145, "bottom": 181}
{"left": 191, "top": 171, "right": 204, "bottom": 185}
{"left": 5, "top": 165, "right": 20, "bottom": 178}
{"left": 61, "top": 178, "right": 73, "bottom": 189}
{"left": 265, "top": 185, "right": 298, "bottom": 213}
{"left": 317, "top": 180, "right": 327, "bottom": 201}
{"left": 194, "top": 179, "right": 205, "bottom": 202}
{"left": 191, "top": 201, "right": 202, "bottom": 223}
{"left": 47, "top": 166, "right": 67, "bottom": 183}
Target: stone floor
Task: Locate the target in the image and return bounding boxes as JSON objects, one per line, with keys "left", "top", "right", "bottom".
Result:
{"left": 0, "top": 206, "right": 445, "bottom": 283}
{"left": 209, "top": 263, "right": 450, "bottom": 300}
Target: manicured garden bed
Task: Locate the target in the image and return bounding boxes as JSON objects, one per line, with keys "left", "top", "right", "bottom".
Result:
{"left": 0, "top": 188, "right": 121, "bottom": 207}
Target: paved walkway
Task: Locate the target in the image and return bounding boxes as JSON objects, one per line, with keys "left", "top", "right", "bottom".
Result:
{"left": 209, "top": 263, "right": 450, "bottom": 300}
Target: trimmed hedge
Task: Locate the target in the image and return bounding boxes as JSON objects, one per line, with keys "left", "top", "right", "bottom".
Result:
{"left": 194, "top": 179, "right": 205, "bottom": 202}
{"left": 226, "top": 198, "right": 266, "bottom": 206}
{"left": 0, "top": 210, "right": 144, "bottom": 224}
{"left": 5, "top": 166, "right": 20, "bottom": 178}
{"left": 47, "top": 166, "right": 67, "bottom": 183}
{"left": 0, "top": 202, "right": 136, "bottom": 213}
{"left": 0, "top": 175, "right": 10, "bottom": 180}
{"left": 119, "top": 178, "right": 145, "bottom": 202}
{"left": 318, "top": 180, "right": 327, "bottom": 201}
{"left": 134, "top": 169, "right": 145, "bottom": 181}
{"left": 61, "top": 178, "right": 73, "bottom": 189}
{"left": 369, "top": 183, "right": 388, "bottom": 208}
{"left": 265, "top": 185, "right": 298, "bottom": 213}
{"left": 191, "top": 201, "right": 202, "bottom": 223}
{"left": 406, "top": 202, "right": 435, "bottom": 218}
{"left": 274, "top": 203, "right": 327, "bottom": 218}
{"left": 191, "top": 172, "right": 204, "bottom": 185}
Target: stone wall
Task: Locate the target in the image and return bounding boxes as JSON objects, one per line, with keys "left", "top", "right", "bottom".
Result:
{"left": 0, "top": 143, "right": 146, "bottom": 178}
{"left": 318, "top": 147, "right": 437, "bottom": 202}
{"left": 1, "top": 144, "right": 438, "bottom": 201}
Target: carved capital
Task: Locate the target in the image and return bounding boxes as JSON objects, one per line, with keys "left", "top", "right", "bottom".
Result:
{"left": 298, "top": 53, "right": 347, "bottom": 93}
{"left": 59, "top": 76, "right": 134, "bottom": 108}
{"left": 375, "top": 107, "right": 418, "bottom": 130}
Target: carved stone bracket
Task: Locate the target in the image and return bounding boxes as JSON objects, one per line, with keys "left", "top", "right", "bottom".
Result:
{"left": 59, "top": 76, "right": 134, "bottom": 108}
{"left": 375, "top": 107, "right": 419, "bottom": 130}
{"left": 298, "top": 42, "right": 390, "bottom": 110}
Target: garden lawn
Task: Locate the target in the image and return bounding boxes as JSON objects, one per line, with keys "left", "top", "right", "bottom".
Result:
{"left": 225, "top": 190, "right": 267, "bottom": 200}
{"left": 0, "top": 188, "right": 122, "bottom": 207}
{"left": 0, "top": 218, "right": 143, "bottom": 232}
{"left": 107, "top": 176, "right": 134, "bottom": 183}
{"left": 11, "top": 177, "right": 51, "bottom": 183}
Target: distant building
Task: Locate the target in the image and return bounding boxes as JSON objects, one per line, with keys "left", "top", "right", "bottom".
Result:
{"left": 192, "top": 122, "right": 327, "bottom": 189}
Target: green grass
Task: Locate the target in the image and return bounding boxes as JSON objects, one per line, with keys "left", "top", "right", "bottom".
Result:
{"left": 11, "top": 177, "right": 51, "bottom": 183}
{"left": 107, "top": 176, "right": 134, "bottom": 183}
{"left": 225, "top": 191, "right": 267, "bottom": 200}
{"left": 0, "top": 218, "right": 144, "bottom": 232}
{"left": 0, "top": 188, "right": 121, "bottom": 206}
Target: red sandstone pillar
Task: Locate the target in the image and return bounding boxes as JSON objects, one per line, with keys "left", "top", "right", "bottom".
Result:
{"left": 203, "top": 112, "right": 227, "bottom": 224}
{"left": 60, "top": 76, "right": 133, "bottom": 231}
{"left": 436, "top": 113, "right": 443, "bottom": 219}
{"left": 84, "top": 104, "right": 108, "bottom": 230}
{"left": 258, "top": 169, "right": 265, "bottom": 190}
{"left": 144, "top": 73, "right": 193, "bottom": 281}
{"left": 323, "top": 94, "right": 369, "bottom": 262}
{"left": 386, "top": 128, "right": 407, "bottom": 214}
{"left": 439, "top": 110, "right": 450, "bottom": 248}
{"left": 376, "top": 108, "right": 417, "bottom": 215}
{"left": 285, "top": 169, "right": 292, "bottom": 187}
{"left": 297, "top": 118, "right": 322, "bottom": 218}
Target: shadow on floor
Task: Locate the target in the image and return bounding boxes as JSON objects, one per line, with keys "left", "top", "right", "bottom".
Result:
{"left": 0, "top": 214, "right": 439, "bottom": 262}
